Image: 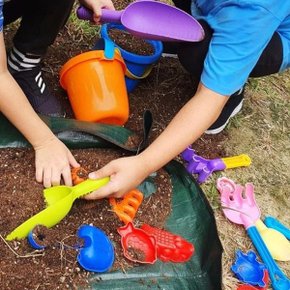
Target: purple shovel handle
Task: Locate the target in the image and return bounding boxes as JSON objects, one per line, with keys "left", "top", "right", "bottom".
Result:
{"left": 209, "top": 158, "right": 227, "bottom": 171}
{"left": 77, "top": 6, "right": 122, "bottom": 23}
{"left": 76, "top": 6, "right": 94, "bottom": 21}
{"left": 100, "top": 9, "right": 123, "bottom": 23}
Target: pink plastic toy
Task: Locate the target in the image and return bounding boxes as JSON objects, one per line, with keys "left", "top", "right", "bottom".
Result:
{"left": 217, "top": 178, "right": 290, "bottom": 290}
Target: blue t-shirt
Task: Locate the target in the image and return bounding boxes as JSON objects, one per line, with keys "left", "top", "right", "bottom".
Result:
{"left": 0, "top": 0, "right": 4, "bottom": 32}
{"left": 191, "top": 0, "right": 290, "bottom": 95}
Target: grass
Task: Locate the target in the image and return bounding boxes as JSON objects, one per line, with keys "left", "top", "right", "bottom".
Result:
{"left": 200, "top": 71, "right": 290, "bottom": 289}
{"left": 68, "top": 9, "right": 100, "bottom": 37}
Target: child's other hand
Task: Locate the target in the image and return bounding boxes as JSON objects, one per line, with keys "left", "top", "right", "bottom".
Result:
{"left": 34, "top": 137, "right": 79, "bottom": 188}
{"left": 84, "top": 155, "right": 150, "bottom": 200}
{"left": 79, "top": 0, "right": 115, "bottom": 24}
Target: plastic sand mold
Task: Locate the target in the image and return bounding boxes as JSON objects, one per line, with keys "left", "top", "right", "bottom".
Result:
{"left": 141, "top": 224, "right": 194, "bottom": 262}
{"left": 117, "top": 222, "right": 157, "bottom": 264}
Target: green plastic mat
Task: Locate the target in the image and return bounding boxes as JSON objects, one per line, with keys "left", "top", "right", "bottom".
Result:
{"left": 0, "top": 112, "right": 152, "bottom": 152}
{"left": 0, "top": 114, "right": 223, "bottom": 290}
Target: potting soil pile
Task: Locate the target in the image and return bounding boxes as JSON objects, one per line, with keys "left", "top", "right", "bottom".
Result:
{"left": 0, "top": 115, "right": 223, "bottom": 289}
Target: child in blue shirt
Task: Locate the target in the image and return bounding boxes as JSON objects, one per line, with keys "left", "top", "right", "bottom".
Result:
{"left": 86, "top": 0, "right": 290, "bottom": 199}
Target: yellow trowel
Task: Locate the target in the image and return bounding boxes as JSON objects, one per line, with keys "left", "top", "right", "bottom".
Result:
{"left": 6, "top": 178, "right": 109, "bottom": 241}
{"left": 255, "top": 219, "right": 290, "bottom": 261}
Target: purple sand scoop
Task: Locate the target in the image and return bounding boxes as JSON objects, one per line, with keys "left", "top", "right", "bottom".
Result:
{"left": 77, "top": 1, "right": 204, "bottom": 42}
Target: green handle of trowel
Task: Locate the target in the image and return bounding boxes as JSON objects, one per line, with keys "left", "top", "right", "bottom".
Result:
{"left": 71, "top": 177, "right": 110, "bottom": 199}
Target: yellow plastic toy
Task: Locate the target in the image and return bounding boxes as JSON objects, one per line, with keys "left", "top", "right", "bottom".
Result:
{"left": 6, "top": 178, "right": 109, "bottom": 241}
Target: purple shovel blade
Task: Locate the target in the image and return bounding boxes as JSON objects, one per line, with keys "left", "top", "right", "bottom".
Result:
{"left": 122, "top": 0, "right": 204, "bottom": 42}
{"left": 77, "top": 1, "right": 204, "bottom": 42}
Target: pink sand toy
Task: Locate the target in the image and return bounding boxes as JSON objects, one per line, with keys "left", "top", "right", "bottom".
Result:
{"left": 216, "top": 178, "right": 290, "bottom": 290}
{"left": 217, "top": 177, "right": 290, "bottom": 262}
{"left": 181, "top": 146, "right": 251, "bottom": 183}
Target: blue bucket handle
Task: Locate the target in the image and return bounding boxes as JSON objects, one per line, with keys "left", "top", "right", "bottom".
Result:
{"left": 103, "top": 37, "right": 115, "bottom": 60}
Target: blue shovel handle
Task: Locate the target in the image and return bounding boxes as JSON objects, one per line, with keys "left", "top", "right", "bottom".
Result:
{"left": 264, "top": 216, "right": 290, "bottom": 240}
{"left": 247, "top": 226, "right": 290, "bottom": 290}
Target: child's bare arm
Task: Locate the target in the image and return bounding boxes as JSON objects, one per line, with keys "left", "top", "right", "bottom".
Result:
{"left": 86, "top": 83, "right": 228, "bottom": 199}
{"left": 0, "top": 33, "right": 79, "bottom": 187}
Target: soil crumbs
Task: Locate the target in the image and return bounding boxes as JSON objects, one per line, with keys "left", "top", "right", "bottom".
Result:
{"left": 109, "top": 29, "right": 154, "bottom": 56}
{"left": 0, "top": 148, "right": 172, "bottom": 290}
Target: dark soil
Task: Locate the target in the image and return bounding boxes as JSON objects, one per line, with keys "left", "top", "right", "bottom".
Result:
{"left": 0, "top": 148, "right": 172, "bottom": 289}
{"left": 0, "top": 1, "right": 228, "bottom": 289}
{"left": 127, "top": 245, "right": 147, "bottom": 262}
{"left": 109, "top": 29, "right": 154, "bottom": 56}
{"left": 30, "top": 225, "right": 57, "bottom": 248}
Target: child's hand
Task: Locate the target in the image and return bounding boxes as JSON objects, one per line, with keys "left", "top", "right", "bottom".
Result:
{"left": 34, "top": 137, "right": 79, "bottom": 188}
{"left": 84, "top": 155, "right": 150, "bottom": 200}
{"left": 79, "top": 0, "right": 115, "bottom": 24}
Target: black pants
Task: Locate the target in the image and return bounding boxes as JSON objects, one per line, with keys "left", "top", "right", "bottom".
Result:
{"left": 3, "top": 0, "right": 75, "bottom": 55}
{"left": 171, "top": 0, "right": 283, "bottom": 84}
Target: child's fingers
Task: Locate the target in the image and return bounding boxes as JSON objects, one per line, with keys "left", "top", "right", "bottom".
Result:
{"left": 61, "top": 166, "right": 73, "bottom": 187}
{"left": 43, "top": 167, "right": 52, "bottom": 188}
{"left": 68, "top": 151, "right": 79, "bottom": 168}
{"left": 84, "top": 181, "right": 118, "bottom": 200}
{"left": 88, "top": 164, "right": 113, "bottom": 180}
{"left": 51, "top": 167, "right": 61, "bottom": 187}
{"left": 35, "top": 165, "right": 44, "bottom": 184}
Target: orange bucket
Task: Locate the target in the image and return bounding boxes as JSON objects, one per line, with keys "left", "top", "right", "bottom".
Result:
{"left": 60, "top": 48, "right": 129, "bottom": 125}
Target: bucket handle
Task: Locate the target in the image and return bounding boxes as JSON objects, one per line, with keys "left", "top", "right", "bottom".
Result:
{"left": 103, "top": 38, "right": 116, "bottom": 59}
{"left": 104, "top": 40, "right": 154, "bottom": 80}
{"left": 125, "top": 64, "right": 154, "bottom": 80}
